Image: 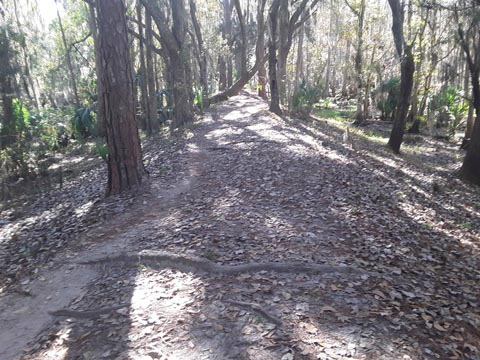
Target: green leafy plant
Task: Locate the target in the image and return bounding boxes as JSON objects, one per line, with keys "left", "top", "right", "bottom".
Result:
{"left": 430, "top": 87, "right": 469, "bottom": 138}
{"left": 193, "top": 87, "right": 205, "bottom": 113}
{"left": 71, "top": 105, "right": 97, "bottom": 138}
{"left": 94, "top": 141, "right": 108, "bottom": 162}
{"left": 375, "top": 78, "right": 400, "bottom": 121}
{"left": 292, "top": 81, "right": 321, "bottom": 113}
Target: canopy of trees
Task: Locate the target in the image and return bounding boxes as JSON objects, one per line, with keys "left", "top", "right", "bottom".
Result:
{"left": 0, "top": 0, "right": 479, "bottom": 186}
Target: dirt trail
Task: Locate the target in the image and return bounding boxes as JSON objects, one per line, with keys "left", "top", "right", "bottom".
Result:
{"left": 0, "top": 121, "right": 206, "bottom": 359}
{"left": 2, "top": 93, "right": 479, "bottom": 359}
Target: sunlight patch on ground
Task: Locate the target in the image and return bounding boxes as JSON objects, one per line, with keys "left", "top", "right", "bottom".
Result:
{"left": 28, "top": 324, "right": 73, "bottom": 360}
{"left": 223, "top": 109, "right": 249, "bottom": 121}
{"left": 74, "top": 201, "right": 94, "bottom": 218}
{"left": 205, "top": 126, "right": 244, "bottom": 142}
{"left": 126, "top": 270, "right": 206, "bottom": 358}
{"left": 186, "top": 143, "right": 200, "bottom": 153}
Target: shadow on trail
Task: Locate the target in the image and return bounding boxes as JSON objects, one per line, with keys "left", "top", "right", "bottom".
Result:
{"left": 26, "top": 93, "right": 480, "bottom": 359}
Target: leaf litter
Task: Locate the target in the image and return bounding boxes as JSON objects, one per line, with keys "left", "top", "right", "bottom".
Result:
{"left": 1, "top": 93, "right": 479, "bottom": 359}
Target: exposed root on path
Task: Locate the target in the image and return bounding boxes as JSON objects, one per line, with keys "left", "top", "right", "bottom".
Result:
{"left": 79, "top": 250, "right": 370, "bottom": 276}
{"left": 48, "top": 305, "right": 126, "bottom": 319}
{"left": 225, "top": 300, "right": 283, "bottom": 326}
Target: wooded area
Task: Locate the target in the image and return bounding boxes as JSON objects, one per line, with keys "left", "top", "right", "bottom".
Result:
{"left": 0, "top": 0, "right": 479, "bottom": 359}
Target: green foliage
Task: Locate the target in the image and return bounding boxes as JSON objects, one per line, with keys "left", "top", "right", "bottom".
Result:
{"left": 94, "top": 140, "right": 108, "bottom": 162}
{"left": 193, "top": 88, "right": 205, "bottom": 113}
{"left": 315, "top": 107, "right": 354, "bottom": 122}
{"left": 0, "top": 106, "right": 72, "bottom": 179}
{"left": 431, "top": 87, "right": 469, "bottom": 138}
{"left": 0, "top": 143, "right": 31, "bottom": 178}
{"left": 13, "top": 99, "right": 30, "bottom": 134}
{"left": 375, "top": 78, "right": 400, "bottom": 121}
{"left": 71, "top": 105, "right": 97, "bottom": 138}
{"left": 292, "top": 81, "right": 321, "bottom": 111}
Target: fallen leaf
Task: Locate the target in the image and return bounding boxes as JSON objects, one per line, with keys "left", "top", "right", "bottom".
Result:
{"left": 320, "top": 305, "right": 336, "bottom": 313}
{"left": 434, "top": 321, "right": 447, "bottom": 332}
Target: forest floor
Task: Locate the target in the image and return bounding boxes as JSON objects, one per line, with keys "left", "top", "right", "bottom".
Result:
{"left": 0, "top": 93, "right": 480, "bottom": 360}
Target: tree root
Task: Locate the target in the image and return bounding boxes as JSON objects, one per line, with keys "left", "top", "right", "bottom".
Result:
{"left": 79, "top": 250, "right": 371, "bottom": 276}
{"left": 226, "top": 300, "right": 283, "bottom": 326}
{"left": 49, "top": 305, "right": 126, "bottom": 319}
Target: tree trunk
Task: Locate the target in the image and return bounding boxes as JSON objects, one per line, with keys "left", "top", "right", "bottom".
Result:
{"left": 387, "top": 0, "right": 414, "bottom": 153}
{"left": 96, "top": 0, "right": 145, "bottom": 195}
{"left": 208, "top": 61, "right": 261, "bottom": 105}
{"left": 136, "top": 2, "right": 149, "bottom": 131}
{"left": 277, "top": 0, "right": 289, "bottom": 105}
{"left": 342, "top": 39, "right": 351, "bottom": 97}
{"left": 458, "top": 24, "right": 480, "bottom": 184}
{"left": 142, "top": 0, "right": 194, "bottom": 129}
{"left": 362, "top": 42, "right": 376, "bottom": 121}
{"left": 145, "top": 11, "right": 159, "bottom": 133}
{"left": 293, "top": 23, "right": 304, "bottom": 101}
{"left": 459, "top": 67, "right": 480, "bottom": 184}
{"left": 189, "top": 0, "right": 208, "bottom": 98}
{"left": 218, "top": 57, "right": 227, "bottom": 91}
{"left": 233, "top": 0, "right": 247, "bottom": 77}
{"left": 348, "top": 0, "right": 366, "bottom": 125}
{"left": 269, "top": 0, "right": 282, "bottom": 115}
{"left": 388, "top": 46, "right": 415, "bottom": 153}
{"left": 13, "top": 0, "right": 39, "bottom": 109}
{"left": 324, "top": 0, "right": 334, "bottom": 98}
{"left": 56, "top": 4, "right": 80, "bottom": 107}
{"left": 87, "top": 0, "right": 106, "bottom": 137}
{"left": 0, "top": 27, "right": 16, "bottom": 148}
{"left": 207, "top": 0, "right": 267, "bottom": 105}
{"left": 256, "top": 0, "right": 267, "bottom": 99}
{"left": 461, "top": 58, "right": 474, "bottom": 148}
{"left": 275, "top": 0, "right": 314, "bottom": 105}
{"left": 222, "top": 0, "right": 234, "bottom": 87}
{"left": 170, "top": 0, "right": 194, "bottom": 128}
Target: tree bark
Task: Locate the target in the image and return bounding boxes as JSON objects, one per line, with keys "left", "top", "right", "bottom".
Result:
{"left": 145, "top": 11, "right": 159, "bottom": 133}
{"left": 269, "top": 0, "right": 282, "bottom": 115}
{"left": 293, "top": 23, "right": 304, "bottom": 101}
{"left": 256, "top": 0, "right": 267, "bottom": 99}
{"left": 0, "top": 27, "right": 15, "bottom": 148}
{"left": 458, "top": 22, "right": 480, "bottom": 184}
{"left": 87, "top": 0, "right": 106, "bottom": 137}
{"left": 13, "top": 0, "right": 39, "bottom": 109}
{"left": 189, "top": 0, "right": 208, "bottom": 98}
{"left": 386, "top": 0, "right": 415, "bottom": 153}
{"left": 136, "top": 2, "right": 149, "bottom": 131}
{"left": 208, "top": 60, "right": 261, "bottom": 105}
{"left": 324, "top": 0, "right": 335, "bottom": 98}
{"left": 388, "top": 46, "right": 415, "bottom": 153}
{"left": 207, "top": 0, "right": 267, "bottom": 105}
{"left": 233, "top": 0, "right": 247, "bottom": 77}
{"left": 276, "top": 0, "right": 316, "bottom": 105}
{"left": 96, "top": 0, "right": 145, "bottom": 195}
{"left": 345, "top": 0, "right": 366, "bottom": 125}
{"left": 222, "top": 0, "right": 234, "bottom": 87}
{"left": 56, "top": 3, "right": 80, "bottom": 107}
{"left": 141, "top": 0, "right": 194, "bottom": 129}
